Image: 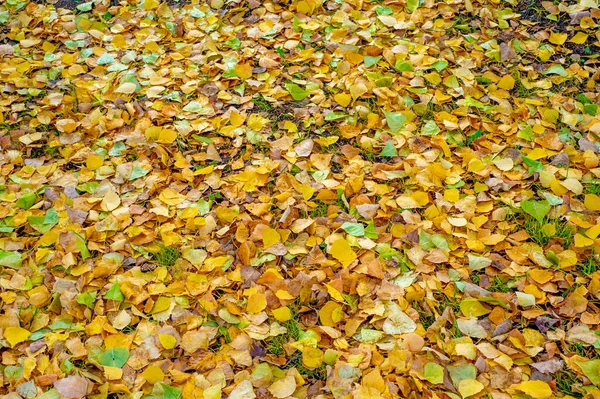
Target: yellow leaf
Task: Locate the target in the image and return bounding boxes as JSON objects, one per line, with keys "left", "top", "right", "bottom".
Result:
{"left": 549, "top": 32, "right": 568, "bottom": 45}
{"left": 493, "top": 158, "right": 513, "bottom": 171}
{"left": 586, "top": 224, "right": 600, "bottom": 239}
{"left": 541, "top": 222, "right": 556, "bottom": 237}
{"left": 246, "top": 293, "right": 267, "bottom": 314}
{"left": 314, "top": 136, "right": 339, "bottom": 147}
{"left": 144, "top": 0, "right": 159, "bottom": 9}
{"left": 497, "top": 75, "right": 515, "bottom": 90}
{"left": 151, "top": 296, "right": 171, "bottom": 314}
{"left": 115, "top": 82, "right": 137, "bottom": 94}
{"left": 324, "top": 283, "right": 345, "bottom": 302}
{"left": 141, "top": 365, "right": 164, "bottom": 384}
{"left": 458, "top": 379, "right": 484, "bottom": 398}
{"left": 262, "top": 228, "right": 281, "bottom": 248}
{"left": 159, "top": 334, "right": 177, "bottom": 349}
{"left": 319, "top": 301, "right": 343, "bottom": 326}
{"left": 570, "top": 31, "right": 589, "bottom": 44}
{"left": 334, "top": 93, "right": 352, "bottom": 107}
{"left": 272, "top": 307, "right": 292, "bottom": 322}
{"left": 302, "top": 347, "right": 324, "bottom": 368}
{"left": 560, "top": 178, "right": 583, "bottom": 194}
{"left": 234, "top": 63, "right": 253, "bottom": 79}
{"left": 4, "top": 326, "right": 31, "bottom": 348}
{"left": 510, "top": 380, "right": 552, "bottom": 399}
{"left": 229, "top": 111, "right": 246, "bottom": 128}
{"left": 444, "top": 188, "right": 460, "bottom": 203}
{"left": 157, "top": 128, "right": 177, "bottom": 144}
{"left": 283, "top": 120, "right": 297, "bottom": 132}
{"left": 268, "top": 376, "right": 296, "bottom": 399}
{"left": 104, "top": 366, "right": 123, "bottom": 380}
{"left": 101, "top": 190, "right": 121, "bottom": 212}
{"left": 585, "top": 194, "right": 600, "bottom": 210}
{"left": 296, "top": 0, "right": 312, "bottom": 14}
{"left": 86, "top": 154, "right": 103, "bottom": 170}
{"left": 159, "top": 188, "right": 186, "bottom": 206}
{"left": 575, "top": 233, "right": 594, "bottom": 247}
{"left": 248, "top": 114, "right": 267, "bottom": 131}
{"left": 529, "top": 268, "right": 554, "bottom": 284}
{"left": 460, "top": 298, "right": 491, "bottom": 317}
{"left": 275, "top": 290, "right": 295, "bottom": 300}
{"left": 350, "top": 82, "right": 367, "bottom": 100}
{"left": 329, "top": 238, "right": 356, "bottom": 267}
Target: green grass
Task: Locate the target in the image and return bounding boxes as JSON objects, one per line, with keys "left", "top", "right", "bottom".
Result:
{"left": 152, "top": 244, "right": 181, "bottom": 267}
{"left": 252, "top": 94, "right": 273, "bottom": 111}
{"left": 577, "top": 251, "right": 599, "bottom": 276}
{"left": 265, "top": 318, "right": 302, "bottom": 356}
{"left": 308, "top": 200, "right": 329, "bottom": 218}
{"left": 288, "top": 353, "right": 328, "bottom": 381}
{"left": 555, "top": 368, "right": 582, "bottom": 398}
{"left": 523, "top": 215, "right": 574, "bottom": 247}
{"left": 487, "top": 276, "right": 513, "bottom": 293}
{"left": 512, "top": 73, "right": 538, "bottom": 98}
{"left": 412, "top": 301, "right": 436, "bottom": 329}
{"left": 586, "top": 181, "right": 600, "bottom": 196}
{"left": 568, "top": 342, "right": 599, "bottom": 359}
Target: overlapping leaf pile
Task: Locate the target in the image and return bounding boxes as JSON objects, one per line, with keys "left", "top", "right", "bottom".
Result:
{"left": 1, "top": 0, "right": 600, "bottom": 398}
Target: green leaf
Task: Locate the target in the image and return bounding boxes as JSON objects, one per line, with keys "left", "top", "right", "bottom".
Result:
{"left": 431, "top": 60, "right": 448, "bottom": 72}
{"left": 0, "top": 250, "right": 22, "bottom": 269}
{"left": 160, "top": 384, "right": 183, "bottom": 399}
{"left": 325, "top": 112, "right": 346, "bottom": 121}
{"left": 104, "top": 281, "right": 125, "bottom": 301}
{"left": 50, "top": 319, "right": 84, "bottom": 331}
{"left": 98, "top": 347, "right": 129, "bottom": 368}
{"left": 406, "top": 0, "right": 419, "bottom": 12}
{"left": 364, "top": 56, "right": 382, "bottom": 68}
{"left": 129, "top": 165, "right": 149, "bottom": 180}
{"left": 431, "top": 234, "right": 450, "bottom": 251}
{"left": 16, "top": 192, "right": 37, "bottom": 210}
{"left": 544, "top": 64, "right": 568, "bottom": 76}
{"left": 420, "top": 231, "right": 449, "bottom": 251}
{"left": 447, "top": 363, "right": 477, "bottom": 389}
{"left": 73, "top": 231, "right": 91, "bottom": 260}
{"left": 381, "top": 141, "right": 398, "bottom": 157}
{"left": 423, "top": 362, "right": 444, "bottom": 384}
{"left": 375, "top": 6, "right": 393, "bottom": 15}
{"left": 0, "top": 217, "right": 15, "bottom": 233}
{"left": 521, "top": 200, "right": 550, "bottom": 223}
{"left": 468, "top": 254, "right": 491, "bottom": 271}
{"left": 577, "top": 94, "right": 592, "bottom": 104}
{"left": 182, "top": 101, "right": 204, "bottom": 113}
{"left": 395, "top": 60, "right": 413, "bottom": 72}
{"left": 0, "top": 10, "right": 9, "bottom": 25}
{"left": 97, "top": 53, "right": 115, "bottom": 65}
{"left": 34, "top": 388, "right": 60, "bottom": 399}
{"left": 341, "top": 222, "right": 365, "bottom": 237}
{"left": 109, "top": 142, "right": 127, "bottom": 156}
{"left": 27, "top": 209, "right": 59, "bottom": 233}
{"left": 284, "top": 83, "right": 310, "bottom": 101}
{"left": 517, "top": 125, "right": 535, "bottom": 141}
{"left": 421, "top": 120, "right": 441, "bottom": 136}
{"left": 521, "top": 155, "right": 544, "bottom": 174}
{"left": 364, "top": 221, "right": 378, "bottom": 239}
{"left": 575, "top": 359, "right": 600, "bottom": 386}
{"left": 585, "top": 103, "right": 599, "bottom": 116}
{"left": 226, "top": 37, "right": 241, "bottom": 49}
{"left": 77, "top": 291, "right": 97, "bottom": 309}
{"left": 383, "top": 111, "right": 407, "bottom": 133}
{"left": 76, "top": 1, "right": 93, "bottom": 11}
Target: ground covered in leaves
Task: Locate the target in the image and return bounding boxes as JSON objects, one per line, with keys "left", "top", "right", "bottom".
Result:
{"left": 2, "top": 0, "right": 600, "bottom": 398}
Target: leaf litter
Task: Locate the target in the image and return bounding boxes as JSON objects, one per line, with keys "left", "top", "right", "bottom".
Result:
{"left": 0, "top": 0, "right": 600, "bottom": 398}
